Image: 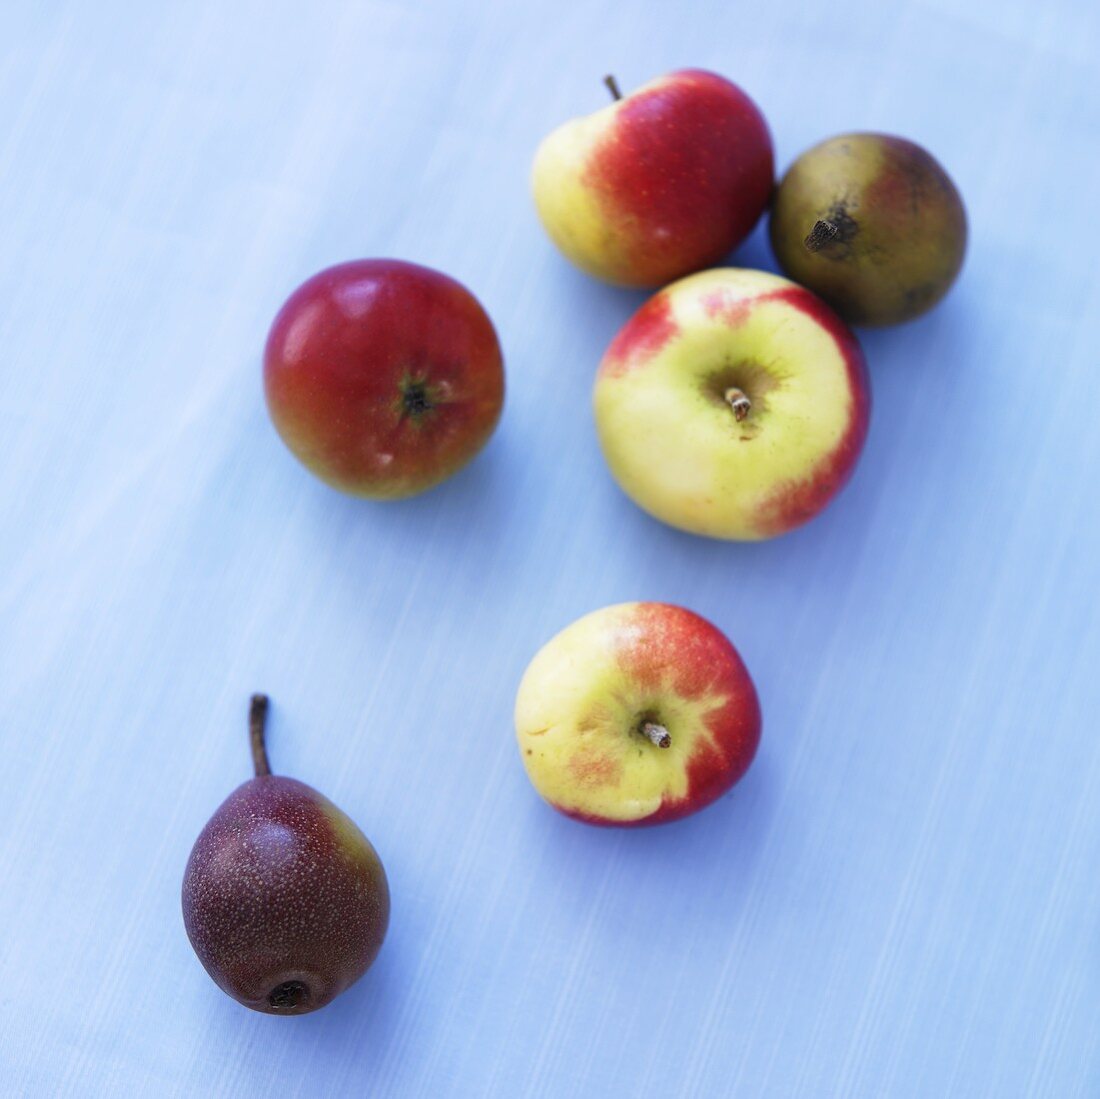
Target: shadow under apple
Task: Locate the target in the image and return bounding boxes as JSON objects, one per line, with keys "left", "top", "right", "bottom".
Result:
{"left": 523, "top": 746, "right": 779, "bottom": 933}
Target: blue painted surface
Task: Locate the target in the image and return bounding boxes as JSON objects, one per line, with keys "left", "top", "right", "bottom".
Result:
{"left": 2, "top": 1, "right": 1098, "bottom": 1095}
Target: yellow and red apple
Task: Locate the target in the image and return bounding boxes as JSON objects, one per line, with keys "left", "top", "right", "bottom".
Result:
{"left": 264, "top": 259, "right": 505, "bottom": 498}
{"left": 532, "top": 69, "right": 774, "bottom": 287}
{"left": 593, "top": 268, "right": 870, "bottom": 540}
{"left": 515, "top": 602, "right": 761, "bottom": 826}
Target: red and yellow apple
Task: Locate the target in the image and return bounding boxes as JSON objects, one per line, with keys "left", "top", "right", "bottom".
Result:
{"left": 264, "top": 259, "right": 504, "bottom": 498}
{"left": 593, "top": 268, "right": 870, "bottom": 540}
{"left": 532, "top": 69, "right": 774, "bottom": 287}
{"left": 515, "top": 602, "right": 761, "bottom": 826}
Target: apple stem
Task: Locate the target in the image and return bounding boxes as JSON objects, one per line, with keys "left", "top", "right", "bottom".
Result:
{"left": 250, "top": 693, "right": 272, "bottom": 777}
{"left": 805, "top": 219, "right": 840, "bottom": 252}
{"left": 724, "top": 387, "right": 752, "bottom": 422}
{"left": 641, "top": 721, "right": 671, "bottom": 749}
{"left": 603, "top": 74, "right": 622, "bottom": 101}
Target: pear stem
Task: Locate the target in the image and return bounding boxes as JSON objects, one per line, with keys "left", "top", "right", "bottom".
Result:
{"left": 724, "top": 387, "right": 751, "bottom": 421}
{"left": 250, "top": 693, "right": 271, "bottom": 777}
{"left": 604, "top": 74, "right": 622, "bottom": 101}
{"left": 641, "top": 721, "right": 671, "bottom": 749}
{"left": 805, "top": 219, "right": 840, "bottom": 252}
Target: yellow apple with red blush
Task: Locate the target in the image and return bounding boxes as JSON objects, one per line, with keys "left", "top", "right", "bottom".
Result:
{"left": 593, "top": 268, "right": 871, "bottom": 540}
{"left": 515, "top": 602, "right": 761, "bottom": 826}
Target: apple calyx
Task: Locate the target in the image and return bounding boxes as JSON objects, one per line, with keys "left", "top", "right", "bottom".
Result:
{"left": 268, "top": 980, "right": 310, "bottom": 1011}
{"left": 603, "top": 74, "right": 622, "bottom": 101}
{"left": 249, "top": 693, "right": 272, "bottom": 777}
{"left": 400, "top": 379, "right": 435, "bottom": 420}
{"left": 804, "top": 205, "right": 860, "bottom": 254}
{"left": 804, "top": 219, "right": 840, "bottom": 251}
{"left": 640, "top": 720, "right": 672, "bottom": 749}
{"left": 724, "top": 386, "right": 752, "bottom": 422}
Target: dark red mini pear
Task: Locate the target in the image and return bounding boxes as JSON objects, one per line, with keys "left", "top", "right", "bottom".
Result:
{"left": 182, "top": 695, "right": 389, "bottom": 1015}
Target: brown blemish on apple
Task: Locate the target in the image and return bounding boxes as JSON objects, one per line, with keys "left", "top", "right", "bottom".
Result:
{"left": 526, "top": 726, "right": 551, "bottom": 737}
{"left": 567, "top": 748, "right": 623, "bottom": 788}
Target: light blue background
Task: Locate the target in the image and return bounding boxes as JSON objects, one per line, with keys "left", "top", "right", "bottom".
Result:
{"left": 2, "top": 1, "right": 1098, "bottom": 1095}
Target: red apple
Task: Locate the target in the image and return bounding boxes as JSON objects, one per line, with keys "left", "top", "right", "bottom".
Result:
{"left": 532, "top": 69, "right": 775, "bottom": 287}
{"left": 264, "top": 259, "right": 505, "bottom": 498}
{"left": 515, "top": 602, "right": 761, "bottom": 826}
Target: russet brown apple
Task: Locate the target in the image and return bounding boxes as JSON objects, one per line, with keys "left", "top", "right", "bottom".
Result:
{"left": 769, "top": 133, "right": 967, "bottom": 326}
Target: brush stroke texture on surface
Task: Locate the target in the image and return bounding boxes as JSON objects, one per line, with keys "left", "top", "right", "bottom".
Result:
{"left": 1, "top": 0, "right": 1098, "bottom": 1095}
